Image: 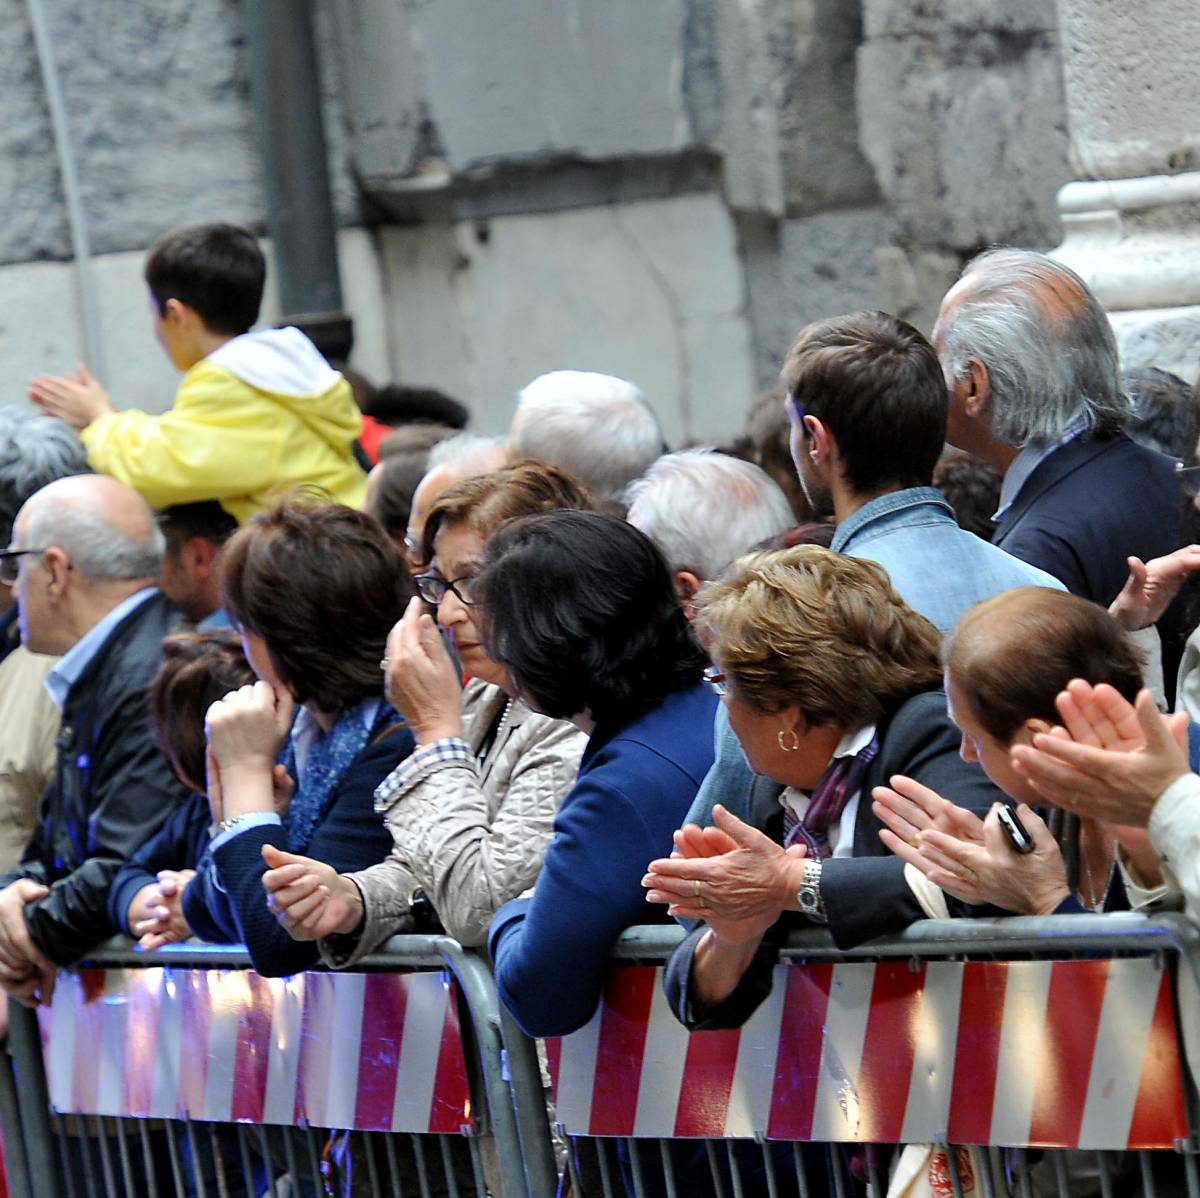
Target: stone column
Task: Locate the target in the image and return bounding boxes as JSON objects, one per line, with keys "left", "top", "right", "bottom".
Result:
{"left": 1050, "top": 0, "right": 1200, "bottom": 382}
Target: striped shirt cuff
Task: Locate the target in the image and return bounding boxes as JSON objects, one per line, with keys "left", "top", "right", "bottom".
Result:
{"left": 374, "top": 738, "right": 473, "bottom": 809}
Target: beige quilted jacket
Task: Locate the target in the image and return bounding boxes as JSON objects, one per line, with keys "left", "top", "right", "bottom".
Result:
{"left": 322, "top": 679, "right": 586, "bottom": 962}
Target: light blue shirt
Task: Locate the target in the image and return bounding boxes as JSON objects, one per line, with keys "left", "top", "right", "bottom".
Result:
{"left": 993, "top": 415, "right": 1089, "bottom": 521}
{"left": 44, "top": 587, "right": 159, "bottom": 709}
{"left": 688, "top": 486, "right": 1067, "bottom": 830}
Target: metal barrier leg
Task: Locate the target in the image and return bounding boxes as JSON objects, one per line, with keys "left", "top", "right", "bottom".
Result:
{"left": 437, "top": 942, "right": 532, "bottom": 1198}
{"left": 6, "top": 1000, "right": 63, "bottom": 1195}
{"left": 0, "top": 1039, "right": 33, "bottom": 1198}
{"left": 497, "top": 1006, "right": 558, "bottom": 1198}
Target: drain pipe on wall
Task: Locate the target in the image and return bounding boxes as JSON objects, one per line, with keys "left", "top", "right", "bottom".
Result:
{"left": 26, "top": 0, "right": 108, "bottom": 382}
{"left": 242, "top": 0, "right": 354, "bottom": 364}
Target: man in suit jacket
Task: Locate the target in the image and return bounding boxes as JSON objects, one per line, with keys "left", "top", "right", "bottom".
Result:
{"left": 934, "top": 248, "right": 1183, "bottom": 607}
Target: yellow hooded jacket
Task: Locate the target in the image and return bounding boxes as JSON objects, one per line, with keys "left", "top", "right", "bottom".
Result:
{"left": 81, "top": 327, "right": 367, "bottom": 523}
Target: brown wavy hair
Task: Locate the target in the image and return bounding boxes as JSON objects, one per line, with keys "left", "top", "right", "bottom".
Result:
{"left": 221, "top": 500, "right": 412, "bottom": 711}
{"left": 419, "top": 457, "right": 594, "bottom": 564}
{"left": 944, "top": 587, "right": 1144, "bottom": 744}
{"left": 149, "top": 630, "right": 254, "bottom": 790}
{"left": 693, "top": 546, "right": 942, "bottom": 726}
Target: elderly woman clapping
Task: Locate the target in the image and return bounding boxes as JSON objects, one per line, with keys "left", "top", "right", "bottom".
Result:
{"left": 645, "top": 547, "right": 1006, "bottom": 1028}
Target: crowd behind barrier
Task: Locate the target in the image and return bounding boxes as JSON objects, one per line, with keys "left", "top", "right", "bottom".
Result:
{"left": 2, "top": 913, "right": 1200, "bottom": 1198}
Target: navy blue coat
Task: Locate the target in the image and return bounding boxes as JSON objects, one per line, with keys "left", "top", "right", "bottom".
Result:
{"left": 994, "top": 432, "right": 1183, "bottom": 607}
{"left": 183, "top": 721, "right": 412, "bottom": 977}
{"left": 489, "top": 682, "right": 717, "bottom": 1037}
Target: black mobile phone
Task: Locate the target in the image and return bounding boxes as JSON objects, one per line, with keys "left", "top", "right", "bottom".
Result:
{"left": 997, "top": 805, "right": 1035, "bottom": 855}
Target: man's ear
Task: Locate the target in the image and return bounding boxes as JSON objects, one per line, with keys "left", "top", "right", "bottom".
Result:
{"left": 185, "top": 536, "right": 220, "bottom": 580}
{"left": 41, "top": 547, "right": 71, "bottom": 599}
{"left": 804, "top": 415, "right": 833, "bottom": 466}
{"left": 674, "top": 570, "right": 702, "bottom": 621}
{"left": 962, "top": 356, "right": 990, "bottom": 418}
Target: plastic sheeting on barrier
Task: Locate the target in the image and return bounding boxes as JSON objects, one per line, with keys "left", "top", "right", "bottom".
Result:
{"left": 37, "top": 965, "right": 474, "bottom": 1135}
{"left": 546, "top": 957, "right": 1188, "bottom": 1149}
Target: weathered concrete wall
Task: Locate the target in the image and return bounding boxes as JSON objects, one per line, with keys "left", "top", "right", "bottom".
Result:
{"left": 375, "top": 193, "right": 755, "bottom": 445}
{"left": 0, "top": 0, "right": 356, "bottom": 266}
{"left": 0, "top": 0, "right": 1088, "bottom": 440}
{"left": 858, "top": 0, "right": 1073, "bottom": 331}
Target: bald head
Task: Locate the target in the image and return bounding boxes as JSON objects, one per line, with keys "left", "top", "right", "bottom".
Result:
{"left": 406, "top": 439, "right": 508, "bottom": 563}
{"left": 17, "top": 474, "right": 163, "bottom": 583}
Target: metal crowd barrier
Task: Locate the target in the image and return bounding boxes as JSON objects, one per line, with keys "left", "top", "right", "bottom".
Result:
{"left": 503, "top": 913, "right": 1200, "bottom": 1198}
{"left": 0, "top": 935, "right": 535, "bottom": 1198}
{"left": 5, "top": 914, "right": 1200, "bottom": 1198}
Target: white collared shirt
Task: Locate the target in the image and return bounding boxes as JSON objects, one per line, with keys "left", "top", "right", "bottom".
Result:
{"left": 779, "top": 723, "right": 877, "bottom": 859}
{"left": 993, "top": 415, "right": 1089, "bottom": 521}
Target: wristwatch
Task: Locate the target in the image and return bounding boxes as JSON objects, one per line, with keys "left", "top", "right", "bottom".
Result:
{"left": 795, "top": 859, "right": 824, "bottom": 917}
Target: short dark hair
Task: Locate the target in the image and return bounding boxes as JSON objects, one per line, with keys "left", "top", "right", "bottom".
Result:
{"left": 157, "top": 501, "right": 239, "bottom": 553}
{"left": 144, "top": 223, "right": 266, "bottom": 336}
{"left": 366, "top": 454, "right": 433, "bottom": 540}
{"left": 780, "top": 311, "right": 947, "bottom": 494}
{"left": 477, "top": 510, "right": 707, "bottom": 726}
{"left": 367, "top": 385, "right": 470, "bottom": 430}
{"left": 932, "top": 449, "right": 1002, "bottom": 541}
{"left": 149, "top": 630, "right": 254, "bottom": 791}
{"left": 221, "top": 501, "right": 413, "bottom": 711}
{"left": 1124, "top": 366, "right": 1199, "bottom": 463}
{"left": 945, "top": 587, "right": 1144, "bottom": 744}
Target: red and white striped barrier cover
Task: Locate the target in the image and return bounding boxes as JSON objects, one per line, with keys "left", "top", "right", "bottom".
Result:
{"left": 37, "top": 966, "right": 473, "bottom": 1134}
{"left": 546, "top": 958, "right": 1189, "bottom": 1149}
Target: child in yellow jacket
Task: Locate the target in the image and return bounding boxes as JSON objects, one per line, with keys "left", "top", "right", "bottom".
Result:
{"left": 29, "top": 224, "right": 367, "bottom": 523}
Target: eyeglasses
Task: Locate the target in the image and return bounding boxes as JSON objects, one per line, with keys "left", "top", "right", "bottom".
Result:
{"left": 0, "top": 548, "right": 46, "bottom": 586}
{"left": 1177, "top": 462, "right": 1200, "bottom": 498}
{"left": 702, "top": 665, "right": 728, "bottom": 697}
{"left": 414, "top": 572, "right": 480, "bottom": 607}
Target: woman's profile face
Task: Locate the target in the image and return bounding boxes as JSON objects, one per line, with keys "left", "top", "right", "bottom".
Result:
{"left": 945, "top": 670, "right": 1040, "bottom": 804}
{"left": 240, "top": 628, "right": 283, "bottom": 689}
{"left": 431, "top": 522, "right": 509, "bottom": 691}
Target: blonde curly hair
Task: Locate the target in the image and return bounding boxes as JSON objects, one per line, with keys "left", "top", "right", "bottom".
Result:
{"left": 694, "top": 546, "right": 942, "bottom": 727}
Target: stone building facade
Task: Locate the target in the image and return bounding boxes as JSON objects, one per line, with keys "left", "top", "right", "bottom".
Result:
{"left": 0, "top": 0, "right": 1088, "bottom": 441}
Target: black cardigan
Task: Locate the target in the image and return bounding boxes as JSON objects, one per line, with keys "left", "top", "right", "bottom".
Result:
{"left": 664, "top": 690, "right": 1005, "bottom": 1031}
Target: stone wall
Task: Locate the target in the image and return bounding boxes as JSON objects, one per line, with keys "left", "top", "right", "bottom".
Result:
{"left": 0, "top": 0, "right": 1079, "bottom": 435}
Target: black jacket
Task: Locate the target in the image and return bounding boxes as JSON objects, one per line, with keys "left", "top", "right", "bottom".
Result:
{"left": 664, "top": 690, "right": 1005, "bottom": 1031}
{"left": 0, "top": 590, "right": 188, "bottom": 964}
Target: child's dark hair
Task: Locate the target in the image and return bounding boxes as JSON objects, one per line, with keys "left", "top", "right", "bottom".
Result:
{"left": 149, "top": 630, "right": 255, "bottom": 791}
{"left": 144, "top": 223, "right": 266, "bottom": 336}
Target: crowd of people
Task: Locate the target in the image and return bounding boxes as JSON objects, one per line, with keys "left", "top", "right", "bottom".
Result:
{"left": 4, "top": 220, "right": 1200, "bottom": 1194}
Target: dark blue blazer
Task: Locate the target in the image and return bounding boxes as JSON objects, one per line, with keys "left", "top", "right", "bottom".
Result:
{"left": 183, "top": 721, "right": 412, "bottom": 977}
{"left": 994, "top": 432, "right": 1183, "bottom": 607}
{"left": 489, "top": 682, "right": 717, "bottom": 1037}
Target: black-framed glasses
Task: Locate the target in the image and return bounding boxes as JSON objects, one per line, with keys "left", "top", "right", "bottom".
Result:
{"left": 414, "top": 572, "right": 480, "bottom": 607}
{"left": 0, "top": 548, "right": 46, "bottom": 586}
{"left": 703, "top": 665, "right": 728, "bottom": 697}
{"left": 1177, "top": 461, "right": 1200, "bottom": 498}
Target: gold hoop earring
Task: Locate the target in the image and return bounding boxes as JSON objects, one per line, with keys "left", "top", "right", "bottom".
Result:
{"left": 777, "top": 728, "right": 800, "bottom": 753}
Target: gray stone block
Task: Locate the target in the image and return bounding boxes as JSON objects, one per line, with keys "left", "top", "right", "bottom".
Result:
{"left": 742, "top": 206, "right": 887, "bottom": 386}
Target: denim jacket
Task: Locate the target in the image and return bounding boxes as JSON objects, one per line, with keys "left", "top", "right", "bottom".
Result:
{"left": 686, "top": 487, "right": 1065, "bottom": 830}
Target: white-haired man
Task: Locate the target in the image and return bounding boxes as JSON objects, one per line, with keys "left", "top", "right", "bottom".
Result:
{"left": 626, "top": 448, "right": 794, "bottom": 616}
{"left": 934, "top": 248, "right": 1181, "bottom": 606}
{"left": 509, "top": 370, "right": 664, "bottom": 514}
{"left": 405, "top": 433, "right": 509, "bottom": 567}
{"left": 0, "top": 475, "right": 187, "bottom": 1004}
